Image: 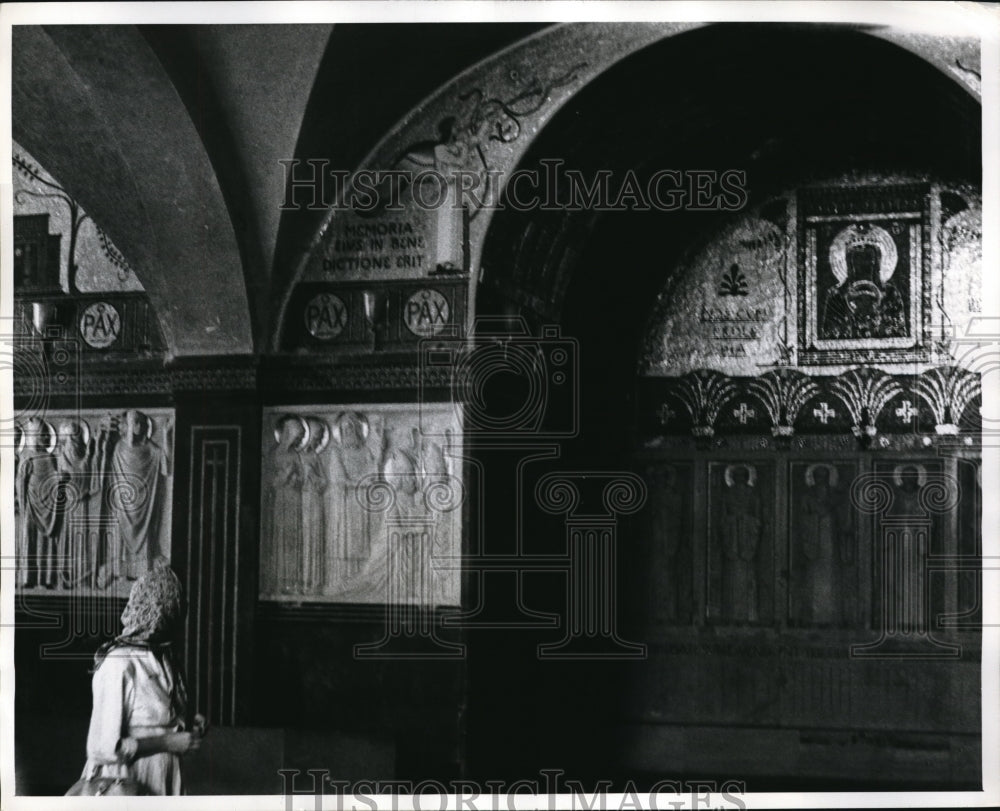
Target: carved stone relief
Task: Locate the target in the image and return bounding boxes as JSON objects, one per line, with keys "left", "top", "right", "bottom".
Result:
{"left": 259, "top": 404, "right": 463, "bottom": 606}
{"left": 14, "top": 407, "right": 174, "bottom": 595}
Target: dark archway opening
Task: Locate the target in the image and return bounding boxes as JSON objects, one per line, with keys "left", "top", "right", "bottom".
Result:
{"left": 467, "top": 23, "right": 979, "bottom": 790}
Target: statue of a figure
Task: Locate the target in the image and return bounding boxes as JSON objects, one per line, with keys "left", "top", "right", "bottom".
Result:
{"left": 107, "top": 410, "right": 170, "bottom": 584}
{"left": 798, "top": 463, "right": 853, "bottom": 625}
{"left": 718, "top": 464, "right": 762, "bottom": 622}
{"left": 323, "top": 412, "right": 380, "bottom": 589}
{"left": 55, "top": 420, "right": 103, "bottom": 590}
{"left": 263, "top": 415, "right": 306, "bottom": 595}
{"left": 300, "top": 417, "right": 329, "bottom": 594}
{"left": 648, "top": 465, "right": 689, "bottom": 622}
{"left": 16, "top": 418, "right": 61, "bottom": 588}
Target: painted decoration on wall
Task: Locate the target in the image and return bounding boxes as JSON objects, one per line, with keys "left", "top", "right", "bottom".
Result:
{"left": 13, "top": 142, "right": 144, "bottom": 294}
{"left": 799, "top": 185, "right": 926, "bottom": 364}
{"left": 706, "top": 462, "right": 773, "bottom": 624}
{"left": 787, "top": 461, "right": 859, "bottom": 627}
{"left": 639, "top": 180, "right": 982, "bottom": 377}
{"left": 640, "top": 213, "right": 788, "bottom": 376}
{"left": 259, "top": 404, "right": 463, "bottom": 606}
{"left": 14, "top": 408, "right": 174, "bottom": 596}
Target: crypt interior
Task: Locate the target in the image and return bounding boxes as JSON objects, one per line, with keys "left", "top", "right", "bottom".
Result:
{"left": 10, "top": 22, "right": 983, "bottom": 793}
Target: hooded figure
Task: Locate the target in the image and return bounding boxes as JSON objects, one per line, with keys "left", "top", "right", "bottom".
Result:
{"left": 80, "top": 563, "right": 203, "bottom": 795}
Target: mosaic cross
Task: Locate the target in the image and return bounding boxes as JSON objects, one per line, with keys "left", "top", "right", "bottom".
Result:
{"left": 813, "top": 402, "right": 836, "bottom": 424}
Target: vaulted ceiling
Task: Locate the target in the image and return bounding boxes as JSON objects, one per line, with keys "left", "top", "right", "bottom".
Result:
{"left": 12, "top": 23, "right": 547, "bottom": 356}
{"left": 12, "top": 22, "right": 977, "bottom": 359}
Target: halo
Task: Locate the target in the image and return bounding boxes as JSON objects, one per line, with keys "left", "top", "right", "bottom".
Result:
{"left": 337, "top": 411, "right": 370, "bottom": 441}
{"left": 15, "top": 422, "right": 25, "bottom": 454}
{"left": 145, "top": 413, "right": 154, "bottom": 440}
{"left": 274, "top": 414, "right": 309, "bottom": 449}
{"left": 59, "top": 418, "right": 92, "bottom": 447}
{"left": 44, "top": 420, "right": 56, "bottom": 453}
{"left": 829, "top": 223, "right": 898, "bottom": 285}
{"left": 724, "top": 463, "right": 756, "bottom": 487}
{"left": 804, "top": 462, "right": 838, "bottom": 488}
{"left": 295, "top": 416, "right": 310, "bottom": 450}
{"left": 892, "top": 463, "right": 927, "bottom": 487}
{"left": 309, "top": 418, "right": 330, "bottom": 453}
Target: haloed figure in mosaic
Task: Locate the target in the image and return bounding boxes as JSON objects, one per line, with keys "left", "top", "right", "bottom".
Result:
{"left": 719, "top": 464, "right": 762, "bottom": 622}
{"left": 798, "top": 463, "right": 853, "bottom": 626}
{"left": 76, "top": 563, "right": 205, "bottom": 796}
{"left": 821, "top": 223, "right": 907, "bottom": 340}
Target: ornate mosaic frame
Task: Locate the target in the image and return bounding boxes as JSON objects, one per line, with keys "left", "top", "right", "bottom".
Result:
{"left": 797, "top": 184, "right": 932, "bottom": 365}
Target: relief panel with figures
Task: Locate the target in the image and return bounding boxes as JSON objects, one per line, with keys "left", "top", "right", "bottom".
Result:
{"left": 14, "top": 407, "right": 174, "bottom": 596}
{"left": 259, "top": 403, "right": 463, "bottom": 606}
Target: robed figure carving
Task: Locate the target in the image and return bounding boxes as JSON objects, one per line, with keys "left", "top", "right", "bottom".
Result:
{"left": 16, "top": 418, "right": 61, "bottom": 588}
{"left": 418, "top": 428, "right": 455, "bottom": 603}
{"left": 300, "top": 417, "right": 329, "bottom": 593}
{"left": 56, "top": 420, "right": 104, "bottom": 590}
{"left": 262, "top": 416, "right": 306, "bottom": 595}
{"left": 718, "top": 464, "right": 762, "bottom": 622}
{"left": 259, "top": 405, "right": 463, "bottom": 606}
{"left": 381, "top": 426, "right": 428, "bottom": 602}
{"left": 324, "top": 412, "right": 380, "bottom": 589}
{"left": 797, "top": 463, "right": 854, "bottom": 625}
{"left": 108, "top": 411, "right": 171, "bottom": 583}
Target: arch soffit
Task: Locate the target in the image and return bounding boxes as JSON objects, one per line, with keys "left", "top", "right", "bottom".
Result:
{"left": 275, "top": 21, "right": 981, "bottom": 348}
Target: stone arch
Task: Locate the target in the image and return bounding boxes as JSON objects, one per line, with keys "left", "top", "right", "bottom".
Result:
{"left": 12, "top": 25, "right": 253, "bottom": 356}
{"left": 274, "top": 20, "right": 980, "bottom": 350}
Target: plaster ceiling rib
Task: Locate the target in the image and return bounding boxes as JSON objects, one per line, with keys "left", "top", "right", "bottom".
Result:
{"left": 13, "top": 24, "right": 252, "bottom": 357}
{"left": 141, "top": 24, "right": 334, "bottom": 353}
